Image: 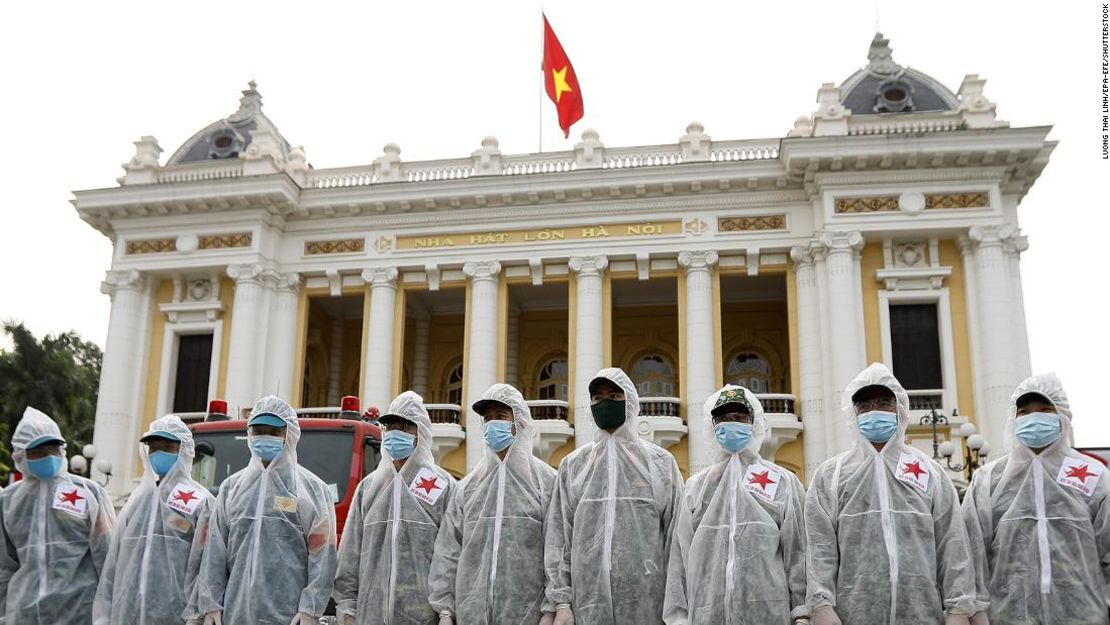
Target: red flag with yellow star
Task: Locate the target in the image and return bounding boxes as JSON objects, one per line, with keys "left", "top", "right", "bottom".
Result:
{"left": 542, "top": 15, "right": 583, "bottom": 138}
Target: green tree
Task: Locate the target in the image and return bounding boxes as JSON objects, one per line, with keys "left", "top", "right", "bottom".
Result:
{"left": 0, "top": 321, "right": 102, "bottom": 480}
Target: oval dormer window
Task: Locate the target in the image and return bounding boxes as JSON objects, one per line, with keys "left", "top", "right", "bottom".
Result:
{"left": 208, "top": 131, "right": 242, "bottom": 159}
{"left": 874, "top": 79, "right": 914, "bottom": 113}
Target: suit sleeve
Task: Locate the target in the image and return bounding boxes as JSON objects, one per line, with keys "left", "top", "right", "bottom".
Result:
{"left": 544, "top": 459, "right": 576, "bottom": 610}
{"left": 662, "top": 483, "right": 694, "bottom": 625}
{"left": 782, "top": 472, "right": 810, "bottom": 619}
{"left": 299, "top": 477, "right": 338, "bottom": 617}
{"left": 428, "top": 483, "right": 465, "bottom": 616}
{"left": 804, "top": 464, "right": 840, "bottom": 610}
{"left": 333, "top": 478, "right": 369, "bottom": 618}
{"left": 930, "top": 462, "right": 977, "bottom": 616}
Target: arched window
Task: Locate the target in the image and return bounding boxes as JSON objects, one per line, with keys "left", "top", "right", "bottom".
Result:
{"left": 446, "top": 361, "right": 464, "bottom": 405}
{"left": 631, "top": 354, "right": 676, "bottom": 397}
{"left": 727, "top": 351, "right": 772, "bottom": 394}
{"left": 537, "top": 357, "right": 569, "bottom": 401}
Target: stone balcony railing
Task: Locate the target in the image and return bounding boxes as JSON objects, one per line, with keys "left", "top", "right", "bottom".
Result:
{"left": 637, "top": 396, "right": 687, "bottom": 448}
{"left": 526, "top": 399, "right": 573, "bottom": 460}
{"left": 426, "top": 403, "right": 465, "bottom": 463}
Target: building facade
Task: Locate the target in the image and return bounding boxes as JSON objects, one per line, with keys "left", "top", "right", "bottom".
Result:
{"left": 75, "top": 34, "right": 1054, "bottom": 499}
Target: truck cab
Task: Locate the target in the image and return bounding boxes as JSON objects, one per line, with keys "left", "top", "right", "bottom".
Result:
{"left": 188, "top": 398, "right": 382, "bottom": 540}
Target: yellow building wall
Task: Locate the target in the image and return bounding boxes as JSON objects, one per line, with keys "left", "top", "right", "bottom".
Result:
{"left": 719, "top": 301, "right": 791, "bottom": 393}
{"left": 517, "top": 309, "right": 570, "bottom": 398}
{"left": 939, "top": 240, "right": 977, "bottom": 423}
{"left": 861, "top": 242, "right": 884, "bottom": 364}
{"left": 428, "top": 309, "right": 466, "bottom": 477}
{"left": 611, "top": 304, "right": 680, "bottom": 382}
{"left": 216, "top": 277, "right": 236, "bottom": 400}
{"left": 139, "top": 280, "right": 173, "bottom": 434}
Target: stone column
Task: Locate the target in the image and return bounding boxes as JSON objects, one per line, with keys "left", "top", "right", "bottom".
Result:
{"left": 790, "top": 246, "right": 826, "bottom": 477}
{"left": 1004, "top": 232, "right": 1032, "bottom": 380}
{"left": 464, "top": 261, "right": 502, "bottom": 469}
{"left": 506, "top": 306, "right": 520, "bottom": 389}
{"left": 262, "top": 272, "right": 301, "bottom": 401}
{"left": 679, "top": 250, "right": 719, "bottom": 472}
{"left": 224, "top": 263, "right": 267, "bottom": 416}
{"left": 811, "top": 231, "right": 866, "bottom": 455}
{"left": 958, "top": 238, "right": 988, "bottom": 438}
{"left": 411, "top": 311, "right": 431, "bottom": 397}
{"left": 93, "top": 269, "right": 151, "bottom": 497}
{"left": 569, "top": 256, "right": 608, "bottom": 447}
{"left": 326, "top": 318, "right": 344, "bottom": 406}
{"left": 361, "top": 267, "right": 399, "bottom": 414}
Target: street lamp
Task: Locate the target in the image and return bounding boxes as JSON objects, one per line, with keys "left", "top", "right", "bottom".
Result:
{"left": 920, "top": 408, "right": 956, "bottom": 459}
{"left": 938, "top": 422, "right": 991, "bottom": 481}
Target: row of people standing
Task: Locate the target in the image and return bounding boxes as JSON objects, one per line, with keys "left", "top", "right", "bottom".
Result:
{"left": 0, "top": 362, "right": 1104, "bottom": 624}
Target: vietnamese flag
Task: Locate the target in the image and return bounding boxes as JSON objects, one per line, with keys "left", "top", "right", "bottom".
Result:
{"left": 542, "top": 15, "right": 584, "bottom": 138}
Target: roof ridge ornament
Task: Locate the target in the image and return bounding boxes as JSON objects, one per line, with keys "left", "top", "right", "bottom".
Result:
{"left": 867, "top": 32, "right": 902, "bottom": 76}
{"left": 230, "top": 80, "right": 263, "bottom": 121}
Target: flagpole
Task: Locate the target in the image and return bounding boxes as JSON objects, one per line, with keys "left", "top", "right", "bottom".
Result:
{"left": 538, "top": 9, "right": 544, "bottom": 153}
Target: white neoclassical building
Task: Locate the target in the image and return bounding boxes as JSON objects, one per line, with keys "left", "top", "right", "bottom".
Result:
{"left": 75, "top": 34, "right": 1053, "bottom": 498}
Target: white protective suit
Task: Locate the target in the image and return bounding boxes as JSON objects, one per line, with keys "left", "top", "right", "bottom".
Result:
{"left": 962, "top": 373, "right": 1110, "bottom": 625}
{"left": 428, "top": 383, "right": 557, "bottom": 625}
{"left": 543, "top": 367, "right": 684, "bottom": 625}
{"left": 0, "top": 407, "right": 116, "bottom": 623}
{"left": 190, "top": 396, "right": 338, "bottom": 624}
{"left": 805, "top": 363, "right": 977, "bottom": 624}
{"left": 334, "top": 391, "right": 456, "bottom": 625}
{"left": 664, "top": 385, "right": 808, "bottom": 625}
{"left": 93, "top": 415, "right": 211, "bottom": 625}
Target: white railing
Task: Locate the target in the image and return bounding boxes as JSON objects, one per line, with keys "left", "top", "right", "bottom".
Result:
{"left": 406, "top": 159, "right": 475, "bottom": 182}
{"left": 426, "top": 403, "right": 462, "bottom": 425}
{"left": 711, "top": 139, "right": 780, "bottom": 161}
{"left": 174, "top": 411, "right": 208, "bottom": 423}
{"left": 640, "top": 396, "right": 682, "bottom": 418}
{"left": 306, "top": 166, "right": 377, "bottom": 189}
{"left": 525, "top": 399, "right": 569, "bottom": 420}
{"left": 155, "top": 160, "right": 243, "bottom": 183}
{"left": 848, "top": 112, "right": 965, "bottom": 136}
{"left": 502, "top": 154, "right": 577, "bottom": 175}
{"left": 755, "top": 393, "right": 797, "bottom": 415}
{"left": 603, "top": 146, "right": 683, "bottom": 169}
{"left": 906, "top": 389, "right": 945, "bottom": 411}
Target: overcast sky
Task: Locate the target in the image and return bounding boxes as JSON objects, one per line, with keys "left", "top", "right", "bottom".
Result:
{"left": 1, "top": 1, "right": 1106, "bottom": 443}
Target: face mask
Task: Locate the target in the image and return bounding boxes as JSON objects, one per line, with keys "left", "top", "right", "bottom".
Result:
{"left": 591, "top": 399, "right": 627, "bottom": 430}
{"left": 857, "top": 410, "right": 899, "bottom": 444}
{"left": 714, "top": 422, "right": 752, "bottom": 454}
{"left": 483, "top": 420, "right": 515, "bottom": 453}
{"left": 148, "top": 450, "right": 179, "bottom": 477}
{"left": 382, "top": 430, "right": 416, "bottom": 460}
{"left": 250, "top": 435, "right": 285, "bottom": 462}
{"left": 26, "top": 455, "right": 64, "bottom": 481}
{"left": 1015, "top": 412, "right": 1061, "bottom": 449}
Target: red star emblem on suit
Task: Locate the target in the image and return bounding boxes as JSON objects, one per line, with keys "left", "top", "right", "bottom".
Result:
{"left": 1057, "top": 459, "right": 1104, "bottom": 496}
{"left": 166, "top": 482, "right": 206, "bottom": 515}
{"left": 409, "top": 467, "right": 445, "bottom": 504}
{"left": 743, "top": 463, "right": 781, "bottom": 502}
{"left": 52, "top": 483, "right": 90, "bottom": 517}
{"left": 895, "top": 452, "right": 930, "bottom": 492}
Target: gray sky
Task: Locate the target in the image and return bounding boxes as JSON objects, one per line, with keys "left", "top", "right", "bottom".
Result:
{"left": 2, "top": 1, "right": 1106, "bottom": 443}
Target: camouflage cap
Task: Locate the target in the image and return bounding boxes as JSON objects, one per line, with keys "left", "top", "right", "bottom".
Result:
{"left": 711, "top": 387, "right": 755, "bottom": 418}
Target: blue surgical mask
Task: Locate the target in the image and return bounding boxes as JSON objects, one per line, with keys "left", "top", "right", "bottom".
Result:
{"left": 857, "top": 410, "right": 899, "bottom": 443}
{"left": 250, "top": 435, "right": 285, "bottom": 462}
{"left": 484, "top": 420, "right": 515, "bottom": 453}
{"left": 382, "top": 430, "right": 416, "bottom": 460}
{"left": 148, "top": 450, "right": 179, "bottom": 477}
{"left": 714, "top": 422, "right": 752, "bottom": 454}
{"left": 1015, "top": 412, "right": 1061, "bottom": 449}
{"left": 26, "top": 455, "right": 64, "bottom": 481}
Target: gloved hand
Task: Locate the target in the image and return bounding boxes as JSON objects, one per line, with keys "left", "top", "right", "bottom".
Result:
{"left": 553, "top": 606, "right": 575, "bottom": 625}
{"left": 289, "top": 612, "right": 318, "bottom": 625}
{"left": 813, "top": 605, "right": 841, "bottom": 625}
{"left": 342, "top": 616, "right": 356, "bottom": 625}
{"left": 438, "top": 615, "right": 454, "bottom": 625}
{"left": 539, "top": 611, "right": 555, "bottom": 625}
{"left": 970, "top": 613, "right": 990, "bottom": 625}
{"left": 944, "top": 614, "right": 971, "bottom": 625}
{"left": 203, "top": 611, "right": 223, "bottom": 625}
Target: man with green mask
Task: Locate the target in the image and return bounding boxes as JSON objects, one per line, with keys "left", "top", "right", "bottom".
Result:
{"left": 544, "top": 367, "right": 684, "bottom": 625}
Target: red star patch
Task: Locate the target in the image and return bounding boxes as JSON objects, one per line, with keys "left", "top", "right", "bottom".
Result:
{"left": 902, "top": 460, "right": 927, "bottom": 479}
{"left": 59, "top": 489, "right": 84, "bottom": 506}
{"left": 747, "top": 470, "right": 776, "bottom": 490}
{"left": 416, "top": 476, "right": 440, "bottom": 494}
{"left": 173, "top": 489, "right": 198, "bottom": 505}
{"left": 1066, "top": 463, "right": 1097, "bottom": 483}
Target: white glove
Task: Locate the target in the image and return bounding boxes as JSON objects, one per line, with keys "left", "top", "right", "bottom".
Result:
{"left": 812, "top": 605, "right": 841, "bottom": 625}
{"left": 342, "top": 616, "right": 356, "bottom": 625}
{"left": 553, "top": 606, "right": 574, "bottom": 625}
{"left": 289, "top": 612, "right": 318, "bottom": 625}
{"left": 203, "top": 612, "right": 223, "bottom": 625}
{"left": 539, "top": 612, "right": 556, "bottom": 625}
{"left": 970, "top": 614, "right": 990, "bottom": 625}
{"left": 438, "top": 616, "right": 454, "bottom": 625}
{"left": 944, "top": 614, "right": 971, "bottom": 625}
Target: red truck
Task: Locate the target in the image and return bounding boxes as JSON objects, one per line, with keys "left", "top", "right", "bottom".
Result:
{"left": 188, "top": 397, "right": 382, "bottom": 540}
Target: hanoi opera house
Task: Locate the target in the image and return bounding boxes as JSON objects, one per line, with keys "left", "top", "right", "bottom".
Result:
{"left": 74, "top": 35, "right": 1054, "bottom": 499}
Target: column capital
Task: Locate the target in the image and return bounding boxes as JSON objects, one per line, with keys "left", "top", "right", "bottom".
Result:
{"left": 789, "top": 246, "right": 816, "bottom": 269}
{"left": 968, "top": 224, "right": 1029, "bottom": 256}
{"left": 226, "top": 263, "right": 266, "bottom": 285}
{"left": 678, "top": 250, "right": 719, "bottom": 272}
{"left": 568, "top": 255, "right": 608, "bottom": 277}
{"left": 361, "top": 266, "right": 399, "bottom": 288}
{"left": 274, "top": 271, "right": 303, "bottom": 293}
{"left": 810, "top": 230, "right": 864, "bottom": 259}
{"left": 100, "top": 269, "right": 146, "bottom": 296}
{"left": 463, "top": 260, "right": 502, "bottom": 282}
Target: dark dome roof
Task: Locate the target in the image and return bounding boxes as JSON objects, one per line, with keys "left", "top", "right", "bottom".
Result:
{"left": 839, "top": 34, "right": 959, "bottom": 114}
{"left": 166, "top": 81, "right": 290, "bottom": 165}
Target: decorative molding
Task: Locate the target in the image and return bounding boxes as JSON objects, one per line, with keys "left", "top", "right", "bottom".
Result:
{"left": 100, "top": 269, "right": 146, "bottom": 295}
{"left": 678, "top": 250, "right": 719, "bottom": 272}
{"left": 126, "top": 238, "right": 176, "bottom": 254}
{"left": 198, "top": 232, "right": 252, "bottom": 250}
{"left": 718, "top": 214, "right": 786, "bottom": 232}
{"left": 684, "top": 218, "right": 708, "bottom": 235}
{"left": 834, "top": 191, "right": 990, "bottom": 215}
{"left": 362, "top": 267, "right": 399, "bottom": 288}
{"left": 374, "top": 236, "right": 393, "bottom": 253}
{"left": 925, "top": 192, "right": 990, "bottom": 209}
{"left": 568, "top": 256, "right": 608, "bottom": 277}
{"left": 462, "top": 260, "right": 502, "bottom": 282}
{"left": 834, "top": 196, "right": 898, "bottom": 213}
{"left": 304, "top": 238, "right": 365, "bottom": 255}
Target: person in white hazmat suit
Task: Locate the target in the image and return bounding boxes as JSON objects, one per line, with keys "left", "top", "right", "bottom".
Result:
{"left": 190, "top": 396, "right": 338, "bottom": 625}
{"left": 93, "top": 414, "right": 212, "bottom": 625}
{"left": 805, "top": 363, "right": 977, "bottom": 625}
{"left": 543, "top": 367, "right": 684, "bottom": 625}
{"left": 664, "top": 385, "right": 809, "bottom": 625}
{"left": 333, "top": 390, "right": 456, "bottom": 625}
{"left": 428, "top": 383, "right": 558, "bottom": 625}
{"left": 962, "top": 373, "right": 1110, "bottom": 625}
{"left": 0, "top": 407, "right": 116, "bottom": 623}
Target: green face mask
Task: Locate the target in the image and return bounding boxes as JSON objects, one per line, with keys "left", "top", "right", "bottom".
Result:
{"left": 591, "top": 399, "right": 627, "bottom": 430}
